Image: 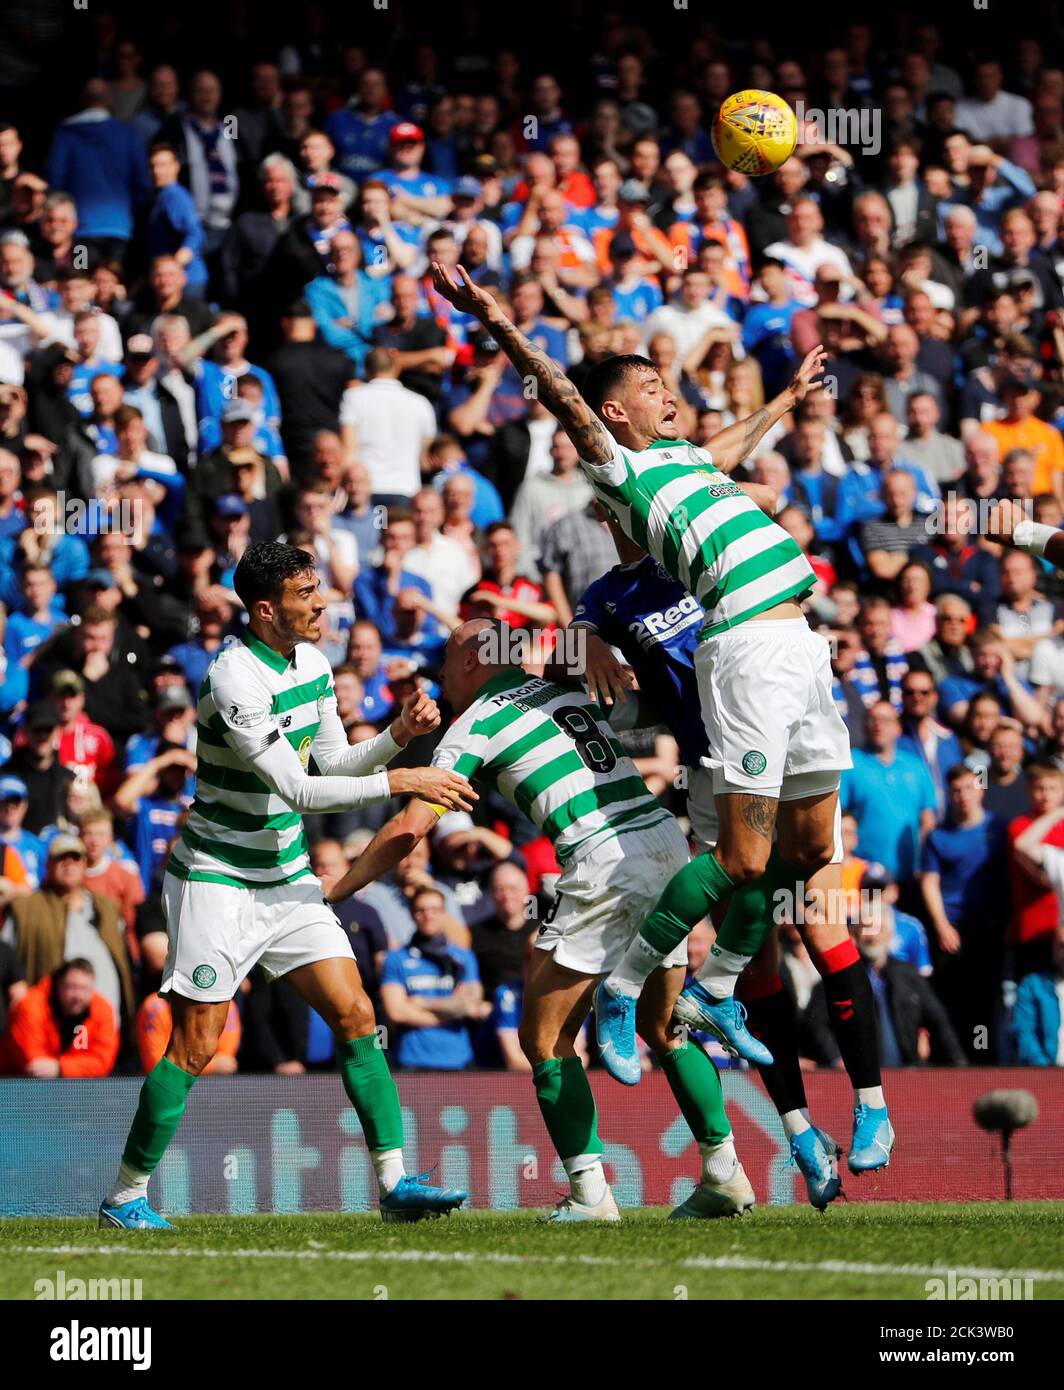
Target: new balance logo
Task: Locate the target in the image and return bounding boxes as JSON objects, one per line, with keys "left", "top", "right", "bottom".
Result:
{"left": 832, "top": 997, "right": 855, "bottom": 1021}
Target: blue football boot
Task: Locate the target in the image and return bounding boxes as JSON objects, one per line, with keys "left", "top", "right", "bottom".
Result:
{"left": 98, "top": 1197, "right": 173, "bottom": 1230}
{"left": 380, "top": 1171, "right": 468, "bottom": 1222}
{"left": 848, "top": 1104, "right": 895, "bottom": 1175}
{"left": 790, "top": 1126, "right": 842, "bottom": 1210}
{"left": 593, "top": 982, "right": 641, "bottom": 1085}
{"left": 671, "top": 983, "right": 774, "bottom": 1066}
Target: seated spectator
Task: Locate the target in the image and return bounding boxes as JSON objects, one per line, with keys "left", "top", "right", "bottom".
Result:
{"left": 904, "top": 391, "right": 966, "bottom": 486}
{"left": 1010, "top": 923, "right": 1064, "bottom": 1066}
{"left": 890, "top": 560, "right": 937, "bottom": 653}
{"left": 807, "top": 913, "right": 965, "bottom": 1067}
{"left": 779, "top": 414, "right": 846, "bottom": 547}
{"left": 344, "top": 620, "right": 392, "bottom": 724}
{"left": 1, "top": 703, "right": 73, "bottom": 834}
{"left": 857, "top": 862, "right": 934, "bottom": 976}
{"left": 984, "top": 375, "right": 1064, "bottom": 496}
{"left": 459, "top": 522, "right": 558, "bottom": 655}
{"left": 427, "top": 433, "right": 505, "bottom": 530}
{"left": 379, "top": 886, "right": 488, "bottom": 1069}
{"left": 860, "top": 470, "right": 933, "bottom": 593}
{"left": 983, "top": 723, "right": 1029, "bottom": 823}
{"left": 1008, "top": 767, "right": 1064, "bottom": 980}
{"left": 0, "top": 957, "right": 118, "bottom": 1077}
{"left": 370, "top": 273, "right": 451, "bottom": 403}
{"left": 508, "top": 427, "right": 593, "bottom": 580}
{"left": 880, "top": 322, "right": 945, "bottom": 422}
{"left": 46, "top": 668, "right": 119, "bottom": 797}
{"left": 0, "top": 773, "right": 45, "bottom": 889}
{"left": 352, "top": 509, "right": 442, "bottom": 659}
{"left": 850, "top": 596, "right": 909, "bottom": 710}
{"left": 539, "top": 499, "right": 620, "bottom": 628}
{"left": 907, "top": 593, "right": 977, "bottom": 685}
{"left": 309, "top": 839, "right": 389, "bottom": 1004}
{"left": 404, "top": 487, "right": 480, "bottom": 614}
{"left": 937, "top": 631, "right": 1046, "bottom": 733}
{"left": 0, "top": 833, "right": 134, "bottom": 1035}
{"left": 469, "top": 862, "right": 537, "bottom": 1000}
{"left": 165, "top": 595, "right": 232, "bottom": 698}
{"left": 842, "top": 700, "right": 937, "bottom": 884}
{"left": 137, "top": 992, "right": 240, "bottom": 1074}
{"left": 897, "top": 668, "right": 965, "bottom": 818}
{"left": 921, "top": 764, "right": 1009, "bottom": 1059}
{"left": 990, "top": 548, "right": 1058, "bottom": 681}
{"left": 111, "top": 745, "right": 196, "bottom": 894}
{"left": 80, "top": 808, "right": 145, "bottom": 963}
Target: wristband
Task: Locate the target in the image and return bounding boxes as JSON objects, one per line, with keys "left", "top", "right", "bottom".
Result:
{"left": 1012, "top": 519, "right": 1057, "bottom": 558}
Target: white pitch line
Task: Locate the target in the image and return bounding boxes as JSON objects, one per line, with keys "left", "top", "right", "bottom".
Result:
{"left": 6, "top": 1245, "right": 1064, "bottom": 1283}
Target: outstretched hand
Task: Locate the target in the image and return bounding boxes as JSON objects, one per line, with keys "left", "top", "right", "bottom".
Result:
{"left": 787, "top": 344, "right": 828, "bottom": 404}
{"left": 430, "top": 261, "right": 496, "bottom": 319}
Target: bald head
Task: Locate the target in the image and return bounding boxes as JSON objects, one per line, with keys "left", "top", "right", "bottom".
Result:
{"left": 440, "top": 618, "right": 517, "bottom": 714}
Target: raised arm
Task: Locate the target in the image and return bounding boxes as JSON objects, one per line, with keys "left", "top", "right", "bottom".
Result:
{"left": 324, "top": 798, "right": 442, "bottom": 902}
{"left": 706, "top": 345, "right": 826, "bottom": 474}
{"left": 430, "top": 262, "right": 616, "bottom": 467}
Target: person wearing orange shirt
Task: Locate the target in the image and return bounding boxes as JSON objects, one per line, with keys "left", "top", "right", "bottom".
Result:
{"left": 80, "top": 808, "right": 145, "bottom": 965}
{"left": 0, "top": 958, "right": 118, "bottom": 1076}
{"left": 668, "top": 172, "right": 751, "bottom": 300}
{"left": 839, "top": 811, "right": 869, "bottom": 924}
{"left": 136, "top": 991, "right": 240, "bottom": 1074}
{"left": 549, "top": 133, "right": 595, "bottom": 209}
{"left": 984, "top": 376, "right": 1064, "bottom": 498}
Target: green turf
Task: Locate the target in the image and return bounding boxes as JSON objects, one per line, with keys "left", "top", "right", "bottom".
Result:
{"left": 2, "top": 1204, "right": 1062, "bottom": 1300}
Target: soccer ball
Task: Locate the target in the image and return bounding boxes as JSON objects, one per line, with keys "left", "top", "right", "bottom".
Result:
{"left": 712, "top": 90, "right": 798, "bottom": 176}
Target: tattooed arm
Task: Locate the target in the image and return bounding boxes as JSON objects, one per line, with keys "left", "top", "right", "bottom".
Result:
{"left": 706, "top": 345, "right": 828, "bottom": 474}
{"left": 430, "top": 262, "right": 617, "bottom": 467}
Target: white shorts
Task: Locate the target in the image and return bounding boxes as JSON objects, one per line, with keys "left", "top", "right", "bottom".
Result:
{"left": 536, "top": 817, "right": 690, "bottom": 975}
{"left": 160, "top": 872, "right": 353, "bottom": 1003}
{"left": 695, "top": 619, "right": 852, "bottom": 799}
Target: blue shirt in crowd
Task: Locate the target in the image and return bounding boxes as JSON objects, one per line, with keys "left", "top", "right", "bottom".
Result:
{"left": 381, "top": 941, "right": 479, "bottom": 1069}
{"left": 842, "top": 746, "right": 937, "bottom": 880}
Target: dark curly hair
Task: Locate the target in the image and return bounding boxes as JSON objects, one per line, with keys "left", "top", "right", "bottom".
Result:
{"left": 233, "top": 542, "right": 317, "bottom": 609}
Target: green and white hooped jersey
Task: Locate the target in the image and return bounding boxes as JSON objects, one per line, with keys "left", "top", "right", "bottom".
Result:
{"left": 168, "top": 634, "right": 332, "bottom": 889}
{"left": 431, "top": 670, "right": 670, "bottom": 865}
{"left": 581, "top": 436, "right": 815, "bottom": 637}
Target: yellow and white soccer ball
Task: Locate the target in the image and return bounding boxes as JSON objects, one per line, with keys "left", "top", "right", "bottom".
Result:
{"left": 712, "top": 89, "right": 798, "bottom": 176}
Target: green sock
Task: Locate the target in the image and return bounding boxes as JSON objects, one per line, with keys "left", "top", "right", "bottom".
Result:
{"left": 611, "top": 852, "right": 735, "bottom": 992}
{"left": 715, "top": 848, "right": 796, "bottom": 958}
{"left": 121, "top": 1057, "right": 198, "bottom": 1174}
{"left": 660, "top": 1041, "right": 731, "bottom": 1146}
{"left": 533, "top": 1056, "right": 604, "bottom": 1163}
{"left": 338, "top": 1033, "right": 404, "bottom": 1152}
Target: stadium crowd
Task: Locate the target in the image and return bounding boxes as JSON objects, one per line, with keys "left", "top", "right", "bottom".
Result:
{"left": 2, "top": 6, "right": 1064, "bottom": 1080}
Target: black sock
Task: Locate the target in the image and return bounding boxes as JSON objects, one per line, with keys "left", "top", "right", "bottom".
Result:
{"left": 816, "top": 945, "right": 882, "bottom": 1091}
{"left": 741, "top": 982, "right": 808, "bottom": 1118}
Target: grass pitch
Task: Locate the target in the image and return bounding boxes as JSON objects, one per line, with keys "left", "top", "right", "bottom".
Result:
{"left": 2, "top": 1203, "right": 1063, "bottom": 1300}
